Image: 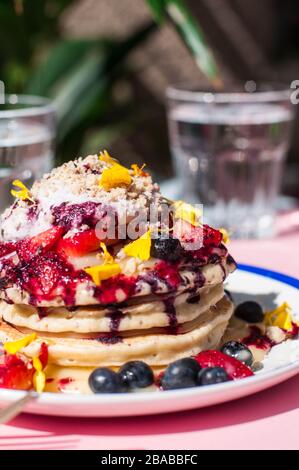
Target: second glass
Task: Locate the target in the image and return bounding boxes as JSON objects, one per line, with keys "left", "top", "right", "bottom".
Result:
{"left": 167, "top": 84, "right": 294, "bottom": 238}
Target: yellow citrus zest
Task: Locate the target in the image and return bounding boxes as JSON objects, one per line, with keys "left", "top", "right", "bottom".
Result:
{"left": 264, "top": 302, "right": 294, "bottom": 331}
{"left": 131, "top": 163, "right": 149, "bottom": 177}
{"left": 173, "top": 200, "right": 201, "bottom": 227}
{"left": 219, "top": 228, "right": 230, "bottom": 244}
{"left": 84, "top": 263, "right": 121, "bottom": 285}
{"left": 4, "top": 333, "right": 37, "bottom": 355}
{"left": 99, "top": 150, "right": 118, "bottom": 165}
{"left": 11, "top": 180, "right": 33, "bottom": 202}
{"left": 124, "top": 230, "right": 151, "bottom": 261}
{"left": 99, "top": 163, "right": 132, "bottom": 190}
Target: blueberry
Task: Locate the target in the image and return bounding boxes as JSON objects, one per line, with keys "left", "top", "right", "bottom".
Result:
{"left": 197, "top": 367, "right": 230, "bottom": 386}
{"left": 150, "top": 237, "right": 182, "bottom": 262}
{"left": 89, "top": 368, "right": 126, "bottom": 393}
{"left": 235, "top": 301, "right": 264, "bottom": 323}
{"left": 221, "top": 341, "right": 253, "bottom": 366}
{"left": 119, "top": 361, "right": 154, "bottom": 389}
{"left": 161, "top": 358, "right": 201, "bottom": 390}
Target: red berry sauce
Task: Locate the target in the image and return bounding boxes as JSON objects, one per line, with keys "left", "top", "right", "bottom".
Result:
{"left": 57, "top": 377, "right": 74, "bottom": 392}
{"left": 51, "top": 202, "right": 109, "bottom": 230}
{"left": 242, "top": 326, "right": 275, "bottom": 351}
{"left": 163, "top": 297, "right": 178, "bottom": 334}
{"left": 95, "top": 274, "right": 136, "bottom": 305}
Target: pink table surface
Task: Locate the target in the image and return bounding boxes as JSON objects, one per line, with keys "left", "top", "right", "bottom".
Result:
{"left": 0, "top": 212, "right": 299, "bottom": 450}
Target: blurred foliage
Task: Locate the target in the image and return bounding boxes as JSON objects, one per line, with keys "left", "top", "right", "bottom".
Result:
{"left": 146, "top": 0, "right": 220, "bottom": 86}
{"left": 0, "top": 0, "right": 218, "bottom": 165}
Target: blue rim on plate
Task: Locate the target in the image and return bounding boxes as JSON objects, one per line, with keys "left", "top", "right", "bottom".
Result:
{"left": 238, "top": 264, "right": 299, "bottom": 290}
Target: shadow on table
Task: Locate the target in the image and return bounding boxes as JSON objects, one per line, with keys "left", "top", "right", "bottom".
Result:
{"left": 7, "top": 373, "right": 299, "bottom": 438}
{"left": 228, "top": 291, "right": 279, "bottom": 310}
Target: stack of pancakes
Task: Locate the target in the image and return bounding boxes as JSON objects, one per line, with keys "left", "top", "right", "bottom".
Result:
{"left": 0, "top": 154, "right": 235, "bottom": 390}
{"left": 0, "top": 263, "right": 234, "bottom": 368}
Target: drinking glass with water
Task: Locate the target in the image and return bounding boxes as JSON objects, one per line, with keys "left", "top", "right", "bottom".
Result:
{"left": 167, "top": 84, "right": 294, "bottom": 238}
{"left": 0, "top": 95, "right": 55, "bottom": 211}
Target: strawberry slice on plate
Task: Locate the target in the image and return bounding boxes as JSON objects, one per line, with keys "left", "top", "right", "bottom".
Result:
{"left": 16, "top": 227, "right": 64, "bottom": 262}
{"left": 194, "top": 350, "right": 254, "bottom": 380}
{"left": 0, "top": 354, "right": 34, "bottom": 390}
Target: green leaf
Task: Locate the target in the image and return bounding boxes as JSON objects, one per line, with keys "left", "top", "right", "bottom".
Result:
{"left": 54, "top": 56, "right": 109, "bottom": 141}
{"left": 146, "top": 0, "right": 167, "bottom": 23}
{"left": 53, "top": 21, "right": 157, "bottom": 149}
{"left": 147, "top": 0, "right": 221, "bottom": 86}
{"left": 25, "top": 39, "right": 106, "bottom": 95}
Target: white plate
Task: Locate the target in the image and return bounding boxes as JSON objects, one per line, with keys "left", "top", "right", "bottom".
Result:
{"left": 0, "top": 264, "right": 298, "bottom": 417}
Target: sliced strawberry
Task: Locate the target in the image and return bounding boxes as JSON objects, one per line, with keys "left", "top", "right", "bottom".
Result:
{"left": 0, "top": 241, "right": 16, "bottom": 259}
{"left": 0, "top": 354, "right": 34, "bottom": 390}
{"left": 56, "top": 229, "right": 102, "bottom": 257}
{"left": 154, "top": 261, "right": 181, "bottom": 290}
{"left": 194, "top": 350, "right": 254, "bottom": 380}
{"left": 16, "top": 227, "right": 64, "bottom": 262}
{"left": 21, "top": 252, "right": 67, "bottom": 296}
{"left": 173, "top": 222, "right": 222, "bottom": 248}
{"left": 39, "top": 342, "right": 49, "bottom": 369}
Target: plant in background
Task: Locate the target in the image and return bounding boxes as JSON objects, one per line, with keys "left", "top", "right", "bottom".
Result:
{"left": 0, "top": 0, "right": 218, "bottom": 166}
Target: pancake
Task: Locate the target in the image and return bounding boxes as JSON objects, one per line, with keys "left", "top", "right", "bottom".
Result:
{"left": 0, "top": 256, "right": 234, "bottom": 307}
{"left": 0, "top": 296, "right": 233, "bottom": 367}
{"left": 1, "top": 284, "right": 224, "bottom": 333}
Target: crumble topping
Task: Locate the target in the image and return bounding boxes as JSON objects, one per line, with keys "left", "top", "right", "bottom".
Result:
{"left": 0, "top": 154, "right": 161, "bottom": 241}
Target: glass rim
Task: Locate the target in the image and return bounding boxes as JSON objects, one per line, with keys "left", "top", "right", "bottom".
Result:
{"left": 166, "top": 82, "right": 292, "bottom": 103}
{"left": 0, "top": 94, "right": 56, "bottom": 118}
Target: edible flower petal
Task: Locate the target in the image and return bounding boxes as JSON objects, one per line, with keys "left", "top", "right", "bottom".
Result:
{"left": 4, "top": 333, "right": 37, "bottom": 355}
{"left": 124, "top": 230, "right": 151, "bottom": 261}
{"left": 32, "top": 356, "right": 42, "bottom": 372}
{"left": 264, "top": 302, "right": 294, "bottom": 331}
{"left": 99, "top": 242, "right": 114, "bottom": 264}
{"left": 173, "top": 201, "right": 201, "bottom": 227}
{"left": 99, "top": 150, "right": 118, "bottom": 165}
{"left": 33, "top": 366, "right": 46, "bottom": 393}
{"left": 84, "top": 263, "right": 121, "bottom": 285}
{"left": 11, "top": 180, "right": 33, "bottom": 202}
{"left": 131, "top": 163, "right": 149, "bottom": 177}
{"left": 99, "top": 164, "right": 132, "bottom": 190}
{"left": 219, "top": 228, "right": 230, "bottom": 244}
{"left": 33, "top": 356, "right": 45, "bottom": 393}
